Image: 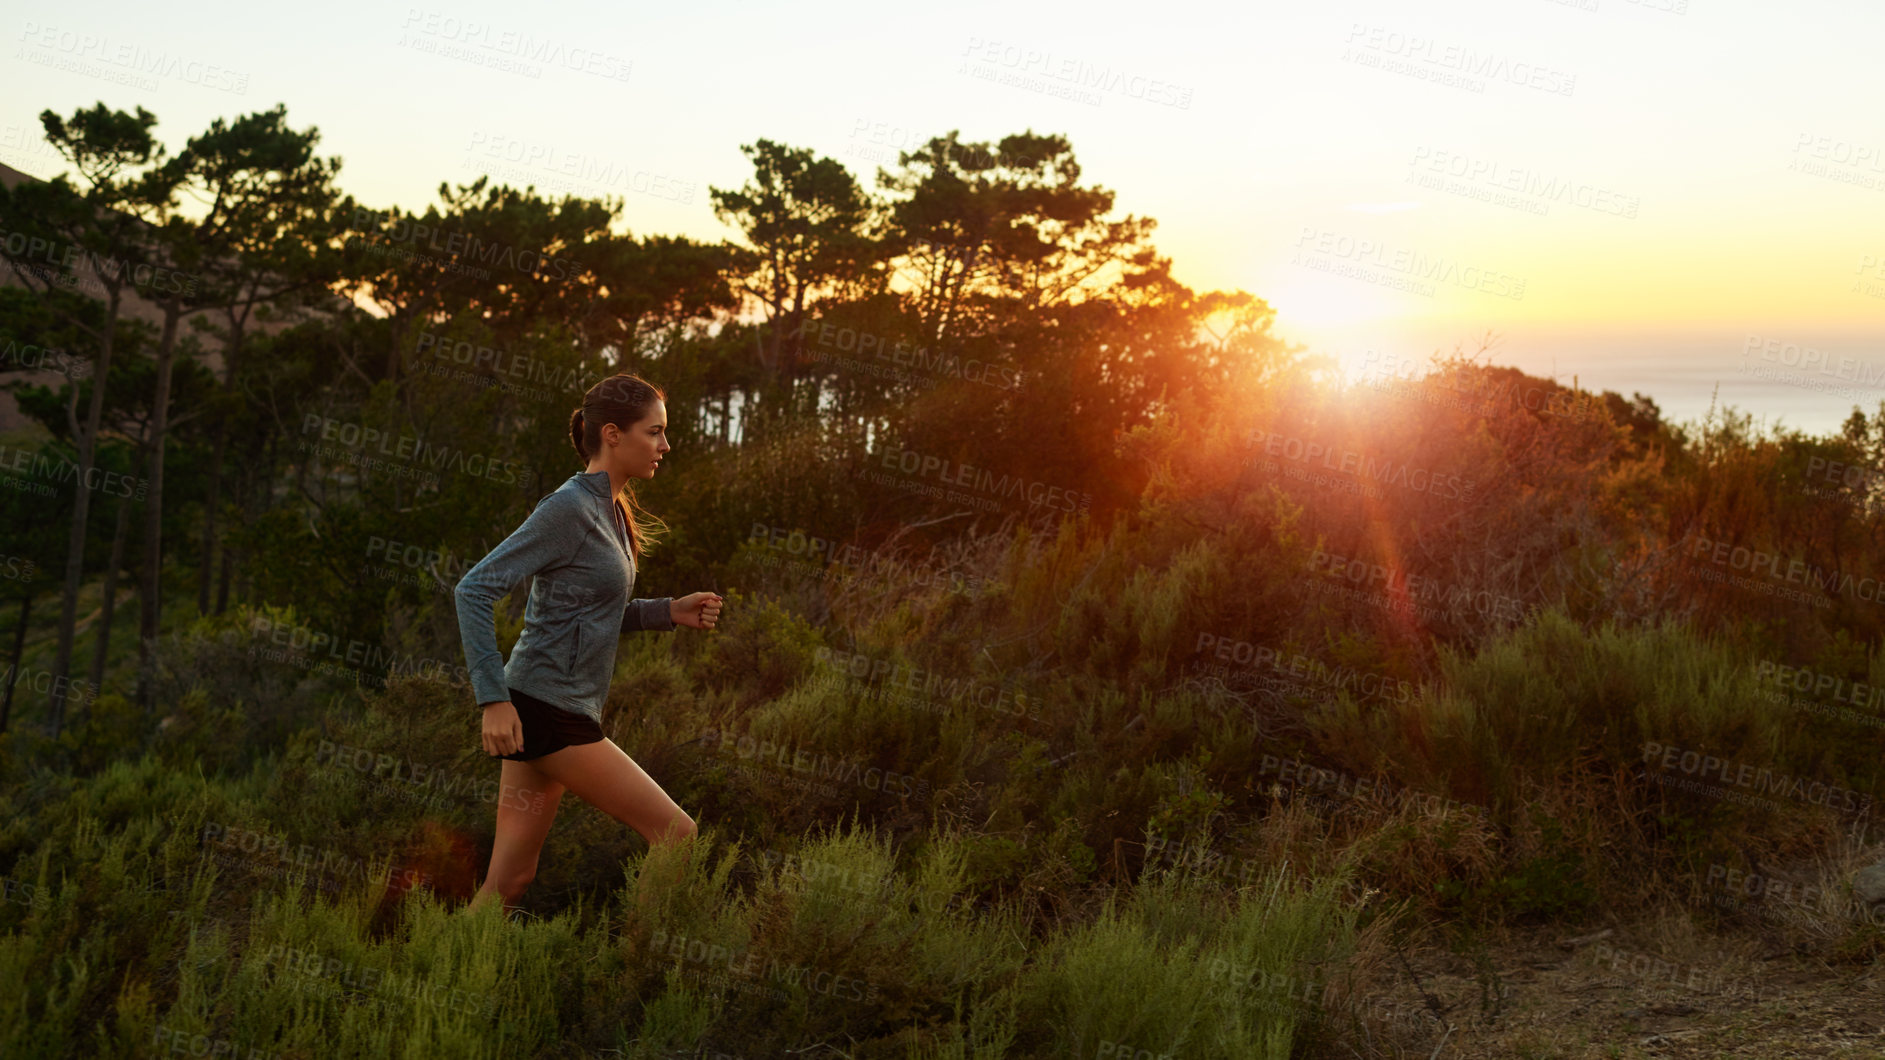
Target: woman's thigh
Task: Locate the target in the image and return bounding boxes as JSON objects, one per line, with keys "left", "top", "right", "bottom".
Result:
{"left": 489, "top": 757, "right": 567, "bottom": 871}
{"left": 528, "top": 738, "right": 693, "bottom": 843}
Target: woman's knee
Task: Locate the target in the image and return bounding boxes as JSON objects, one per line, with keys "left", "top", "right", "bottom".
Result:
{"left": 663, "top": 814, "right": 697, "bottom": 843}
{"left": 491, "top": 864, "right": 536, "bottom": 896}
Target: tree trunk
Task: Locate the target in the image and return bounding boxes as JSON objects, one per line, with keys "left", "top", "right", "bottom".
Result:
{"left": 50, "top": 288, "right": 123, "bottom": 737}
{"left": 197, "top": 418, "right": 227, "bottom": 615}
{"left": 216, "top": 546, "right": 236, "bottom": 615}
{"left": 216, "top": 456, "right": 250, "bottom": 614}
{"left": 87, "top": 490, "right": 136, "bottom": 703}
{"left": 202, "top": 294, "right": 253, "bottom": 618}
{"left": 1, "top": 591, "right": 32, "bottom": 734}
{"left": 221, "top": 436, "right": 268, "bottom": 613}
{"left": 136, "top": 301, "right": 183, "bottom": 715}
{"left": 785, "top": 285, "right": 807, "bottom": 417}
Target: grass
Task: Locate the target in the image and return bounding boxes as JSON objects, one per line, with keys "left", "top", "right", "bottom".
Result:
{"left": 4, "top": 476, "right": 1883, "bottom": 1055}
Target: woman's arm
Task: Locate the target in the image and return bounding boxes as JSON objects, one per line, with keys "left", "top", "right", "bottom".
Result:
{"left": 454, "top": 491, "right": 580, "bottom": 707}
{"left": 622, "top": 596, "right": 677, "bottom": 633}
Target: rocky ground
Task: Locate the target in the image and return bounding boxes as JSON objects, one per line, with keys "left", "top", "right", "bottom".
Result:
{"left": 1340, "top": 906, "right": 1885, "bottom": 1059}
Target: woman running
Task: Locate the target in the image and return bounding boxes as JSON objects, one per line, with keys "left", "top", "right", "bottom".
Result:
{"left": 455, "top": 372, "right": 723, "bottom": 914}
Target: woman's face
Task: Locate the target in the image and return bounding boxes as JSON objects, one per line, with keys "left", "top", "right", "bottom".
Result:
{"left": 601, "top": 400, "right": 670, "bottom": 480}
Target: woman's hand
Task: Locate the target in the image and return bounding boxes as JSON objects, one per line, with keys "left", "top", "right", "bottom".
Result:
{"left": 670, "top": 592, "right": 724, "bottom": 630}
{"left": 481, "top": 701, "right": 523, "bottom": 757}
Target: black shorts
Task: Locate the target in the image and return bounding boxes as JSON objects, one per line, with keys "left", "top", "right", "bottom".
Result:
{"left": 495, "top": 685, "right": 604, "bottom": 761}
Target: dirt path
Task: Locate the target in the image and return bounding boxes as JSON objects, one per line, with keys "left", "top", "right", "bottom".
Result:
{"left": 1353, "top": 915, "right": 1885, "bottom": 1058}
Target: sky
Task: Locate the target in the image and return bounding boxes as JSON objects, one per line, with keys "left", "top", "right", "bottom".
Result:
{"left": 4, "top": 0, "right": 1882, "bottom": 435}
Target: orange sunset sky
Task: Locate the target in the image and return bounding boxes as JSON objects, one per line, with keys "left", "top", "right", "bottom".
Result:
{"left": 4, "top": 0, "right": 1881, "bottom": 433}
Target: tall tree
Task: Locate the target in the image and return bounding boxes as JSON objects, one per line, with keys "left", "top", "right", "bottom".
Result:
{"left": 0, "top": 103, "right": 180, "bottom": 735}
{"left": 127, "top": 105, "right": 350, "bottom": 710}
{"left": 165, "top": 105, "right": 346, "bottom": 620}
{"left": 579, "top": 232, "right": 737, "bottom": 361}
{"left": 877, "top": 130, "right": 1166, "bottom": 345}
{"left": 12, "top": 331, "right": 156, "bottom": 717}
{"left": 709, "top": 139, "right": 886, "bottom": 440}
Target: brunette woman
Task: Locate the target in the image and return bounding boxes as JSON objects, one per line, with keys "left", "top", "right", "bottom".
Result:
{"left": 456, "top": 373, "right": 722, "bottom": 914}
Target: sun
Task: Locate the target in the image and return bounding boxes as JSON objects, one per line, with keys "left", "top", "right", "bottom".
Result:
{"left": 1260, "top": 275, "right": 1420, "bottom": 385}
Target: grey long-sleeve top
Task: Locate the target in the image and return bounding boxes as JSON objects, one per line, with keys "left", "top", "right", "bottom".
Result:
{"left": 454, "top": 469, "right": 675, "bottom": 724}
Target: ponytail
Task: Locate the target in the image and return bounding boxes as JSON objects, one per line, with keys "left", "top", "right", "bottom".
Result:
{"left": 569, "top": 373, "right": 670, "bottom": 561}
{"left": 568, "top": 407, "right": 588, "bottom": 462}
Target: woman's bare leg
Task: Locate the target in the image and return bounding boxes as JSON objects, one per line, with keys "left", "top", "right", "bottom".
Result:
{"left": 526, "top": 737, "right": 696, "bottom": 844}
{"left": 524, "top": 738, "right": 697, "bottom": 906}
{"left": 469, "top": 757, "right": 566, "bottom": 916}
